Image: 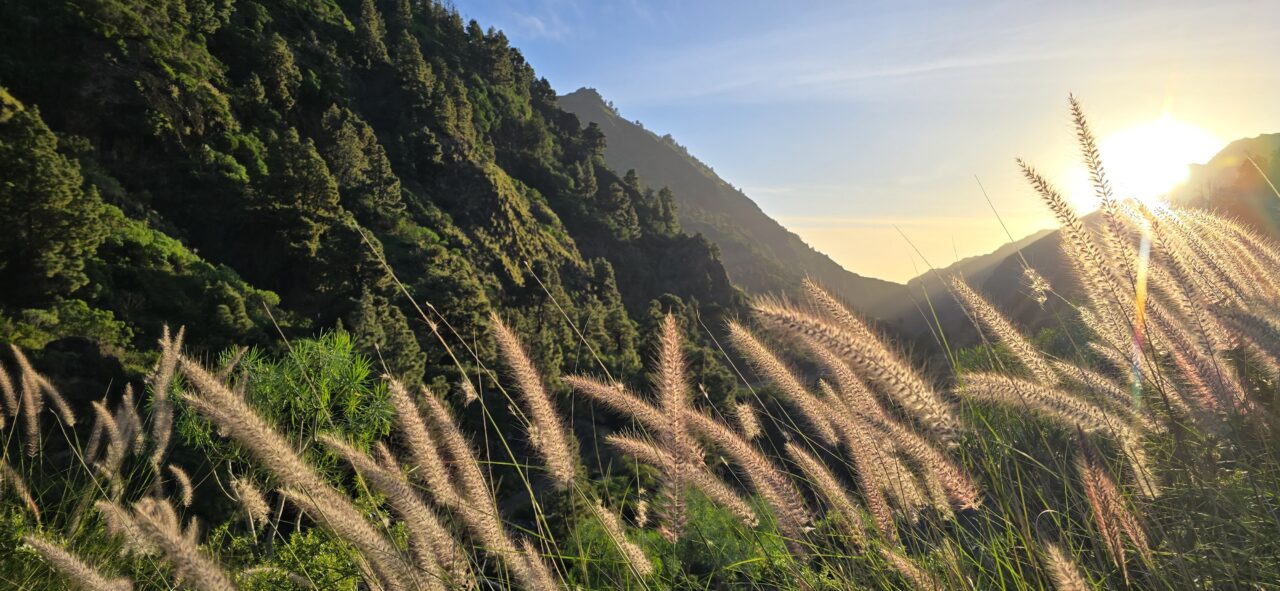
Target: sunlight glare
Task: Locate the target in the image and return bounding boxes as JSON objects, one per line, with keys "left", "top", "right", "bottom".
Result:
{"left": 1067, "top": 113, "right": 1223, "bottom": 211}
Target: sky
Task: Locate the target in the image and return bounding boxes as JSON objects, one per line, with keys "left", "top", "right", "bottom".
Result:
{"left": 451, "top": 0, "right": 1280, "bottom": 282}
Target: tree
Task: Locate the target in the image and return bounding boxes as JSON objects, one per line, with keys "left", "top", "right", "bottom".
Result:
{"left": 261, "top": 33, "right": 302, "bottom": 111}
{"left": 348, "top": 289, "right": 425, "bottom": 384}
{"left": 0, "top": 99, "right": 110, "bottom": 305}
{"left": 392, "top": 29, "right": 434, "bottom": 113}
{"left": 254, "top": 128, "right": 342, "bottom": 258}
{"left": 653, "top": 186, "right": 681, "bottom": 236}
{"left": 356, "top": 0, "right": 390, "bottom": 66}
{"left": 601, "top": 182, "right": 641, "bottom": 240}
{"left": 319, "top": 105, "right": 404, "bottom": 225}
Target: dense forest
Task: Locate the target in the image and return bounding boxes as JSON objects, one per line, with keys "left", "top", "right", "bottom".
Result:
{"left": 0, "top": 0, "right": 745, "bottom": 403}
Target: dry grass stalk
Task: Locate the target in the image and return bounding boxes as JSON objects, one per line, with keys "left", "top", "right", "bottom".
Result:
{"left": 655, "top": 314, "right": 699, "bottom": 534}
{"left": 118, "top": 497, "right": 237, "bottom": 591}
{"left": 416, "top": 386, "right": 555, "bottom": 591}
{"left": 817, "top": 388, "right": 930, "bottom": 520}
{"left": 859, "top": 402, "right": 980, "bottom": 510}
{"left": 237, "top": 566, "right": 315, "bottom": 588}
{"left": 959, "top": 373, "right": 1132, "bottom": 439}
{"left": 1016, "top": 160, "right": 1130, "bottom": 345}
{"left": 2, "top": 459, "right": 41, "bottom": 521}
{"left": 24, "top": 534, "right": 133, "bottom": 591}
{"left": 18, "top": 348, "right": 43, "bottom": 456}
{"left": 386, "top": 380, "right": 459, "bottom": 507}
{"left": 950, "top": 277, "right": 1057, "bottom": 383}
{"left": 1039, "top": 541, "right": 1090, "bottom": 591}
{"left": 605, "top": 433, "right": 758, "bottom": 526}
{"left": 0, "top": 359, "right": 17, "bottom": 419}
{"left": 751, "top": 297, "right": 959, "bottom": 441}
{"left": 230, "top": 476, "right": 269, "bottom": 529}
{"left": 592, "top": 501, "right": 654, "bottom": 577}
{"left": 1077, "top": 434, "right": 1152, "bottom": 575}
{"left": 149, "top": 326, "right": 183, "bottom": 467}
{"left": 1071, "top": 95, "right": 1138, "bottom": 291}
{"left": 879, "top": 548, "right": 944, "bottom": 591}
{"left": 681, "top": 408, "right": 810, "bottom": 540}
{"left": 820, "top": 404, "right": 897, "bottom": 543}
{"left": 517, "top": 539, "right": 561, "bottom": 591}
{"left": 12, "top": 345, "right": 76, "bottom": 427}
{"left": 728, "top": 321, "right": 837, "bottom": 445}
{"left": 491, "top": 313, "right": 577, "bottom": 488}
{"left": 784, "top": 442, "right": 867, "bottom": 547}
{"left": 735, "top": 402, "right": 761, "bottom": 440}
{"left": 280, "top": 489, "right": 424, "bottom": 591}
{"left": 320, "top": 433, "right": 471, "bottom": 588}
{"left": 90, "top": 400, "right": 125, "bottom": 485}
{"left": 116, "top": 385, "right": 145, "bottom": 455}
{"left": 802, "top": 338, "right": 885, "bottom": 420}
{"left": 167, "top": 464, "right": 194, "bottom": 508}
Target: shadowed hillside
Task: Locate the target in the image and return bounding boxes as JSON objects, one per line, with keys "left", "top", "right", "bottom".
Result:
{"left": 558, "top": 87, "right": 906, "bottom": 320}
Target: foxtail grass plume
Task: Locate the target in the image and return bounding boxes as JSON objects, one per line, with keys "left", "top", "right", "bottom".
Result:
{"left": 750, "top": 295, "right": 960, "bottom": 441}
{"left": 230, "top": 476, "right": 269, "bottom": 530}
{"left": 167, "top": 464, "right": 193, "bottom": 508}
{"left": 2, "top": 459, "right": 40, "bottom": 522}
{"left": 491, "top": 312, "right": 577, "bottom": 488}
{"left": 149, "top": 326, "right": 184, "bottom": 468}
{"left": 605, "top": 433, "right": 758, "bottom": 527}
{"left": 728, "top": 321, "right": 837, "bottom": 445}
{"left": 735, "top": 402, "right": 761, "bottom": 440}
{"left": 950, "top": 277, "right": 1057, "bottom": 383}
{"left": 320, "top": 433, "right": 471, "bottom": 587}
{"left": 1039, "top": 541, "right": 1090, "bottom": 591}
{"left": 24, "top": 535, "right": 133, "bottom": 591}
{"left": 592, "top": 501, "right": 654, "bottom": 578}
{"left": 416, "top": 385, "right": 557, "bottom": 591}
{"left": 110, "top": 497, "right": 236, "bottom": 591}
{"left": 386, "top": 380, "right": 459, "bottom": 507}
{"left": 879, "top": 548, "right": 944, "bottom": 591}
{"left": 178, "top": 357, "right": 413, "bottom": 591}
{"left": 784, "top": 441, "right": 868, "bottom": 547}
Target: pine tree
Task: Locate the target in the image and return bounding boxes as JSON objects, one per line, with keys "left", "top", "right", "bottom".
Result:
{"left": 655, "top": 186, "right": 681, "bottom": 236}
{"left": 392, "top": 29, "right": 434, "bottom": 113}
{"left": 261, "top": 33, "right": 302, "bottom": 111}
{"left": 348, "top": 289, "right": 425, "bottom": 384}
{"left": 0, "top": 99, "right": 110, "bottom": 304}
{"left": 356, "top": 0, "right": 390, "bottom": 66}
{"left": 255, "top": 128, "right": 342, "bottom": 257}
{"left": 602, "top": 182, "right": 641, "bottom": 240}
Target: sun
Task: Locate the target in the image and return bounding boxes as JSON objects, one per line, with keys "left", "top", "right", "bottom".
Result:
{"left": 1067, "top": 113, "right": 1223, "bottom": 210}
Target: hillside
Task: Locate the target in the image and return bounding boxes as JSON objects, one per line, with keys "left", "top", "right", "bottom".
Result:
{"left": 896, "top": 228, "right": 1053, "bottom": 340}
{"left": 0, "top": 0, "right": 742, "bottom": 395}
{"left": 558, "top": 87, "right": 906, "bottom": 320}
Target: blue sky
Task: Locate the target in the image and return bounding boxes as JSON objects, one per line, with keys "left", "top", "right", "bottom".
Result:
{"left": 452, "top": 0, "right": 1280, "bottom": 282}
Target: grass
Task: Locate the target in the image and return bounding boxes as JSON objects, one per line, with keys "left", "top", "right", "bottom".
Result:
{"left": 4, "top": 98, "right": 1280, "bottom": 590}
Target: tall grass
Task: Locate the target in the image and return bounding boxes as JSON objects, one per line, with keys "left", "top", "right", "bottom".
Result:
{"left": 5, "top": 98, "right": 1280, "bottom": 590}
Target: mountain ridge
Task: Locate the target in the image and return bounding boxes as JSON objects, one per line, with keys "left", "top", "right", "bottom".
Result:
{"left": 558, "top": 87, "right": 907, "bottom": 320}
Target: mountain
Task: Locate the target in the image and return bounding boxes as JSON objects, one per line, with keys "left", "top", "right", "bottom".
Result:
{"left": 0, "top": 0, "right": 741, "bottom": 395}
{"left": 897, "top": 228, "right": 1054, "bottom": 339}
{"left": 558, "top": 88, "right": 906, "bottom": 320}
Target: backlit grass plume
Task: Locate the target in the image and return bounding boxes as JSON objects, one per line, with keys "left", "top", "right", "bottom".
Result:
{"left": 491, "top": 312, "right": 577, "bottom": 488}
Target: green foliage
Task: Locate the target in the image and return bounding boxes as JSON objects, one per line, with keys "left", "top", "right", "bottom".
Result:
{"left": 180, "top": 331, "right": 393, "bottom": 468}
{"left": 0, "top": 102, "right": 111, "bottom": 304}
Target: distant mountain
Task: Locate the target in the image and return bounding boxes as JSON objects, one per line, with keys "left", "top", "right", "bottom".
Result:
{"left": 558, "top": 88, "right": 906, "bottom": 320}
{"left": 897, "top": 228, "right": 1054, "bottom": 339}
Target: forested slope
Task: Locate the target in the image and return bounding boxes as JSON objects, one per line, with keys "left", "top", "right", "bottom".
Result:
{"left": 0, "top": 0, "right": 741, "bottom": 396}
